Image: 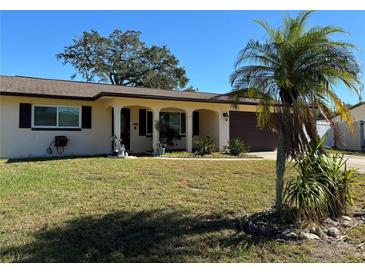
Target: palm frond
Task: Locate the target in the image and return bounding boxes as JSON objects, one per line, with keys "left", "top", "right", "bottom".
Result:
{"left": 254, "top": 19, "right": 279, "bottom": 41}
{"left": 231, "top": 10, "right": 361, "bottom": 158}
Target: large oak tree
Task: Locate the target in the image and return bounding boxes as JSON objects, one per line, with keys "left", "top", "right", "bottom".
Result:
{"left": 57, "top": 29, "right": 188, "bottom": 90}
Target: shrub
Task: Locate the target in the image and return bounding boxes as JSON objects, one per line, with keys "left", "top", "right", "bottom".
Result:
{"left": 194, "top": 136, "right": 216, "bottom": 156}
{"left": 283, "top": 137, "right": 357, "bottom": 223}
{"left": 225, "top": 138, "right": 247, "bottom": 156}
{"left": 284, "top": 165, "right": 329, "bottom": 222}
{"left": 155, "top": 121, "right": 181, "bottom": 148}
{"left": 321, "top": 154, "right": 356, "bottom": 217}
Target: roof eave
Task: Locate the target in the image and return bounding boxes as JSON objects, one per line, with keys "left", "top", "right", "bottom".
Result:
{"left": 0, "top": 91, "right": 260, "bottom": 105}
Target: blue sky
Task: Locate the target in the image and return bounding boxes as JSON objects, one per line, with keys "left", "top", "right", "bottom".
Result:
{"left": 1, "top": 10, "right": 364, "bottom": 105}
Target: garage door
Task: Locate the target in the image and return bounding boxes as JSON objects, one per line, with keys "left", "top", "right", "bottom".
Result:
{"left": 229, "top": 111, "right": 278, "bottom": 151}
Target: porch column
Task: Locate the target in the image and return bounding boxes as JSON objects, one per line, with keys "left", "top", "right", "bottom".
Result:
{"left": 113, "top": 105, "right": 122, "bottom": 141}
{"left": 152, "top": 108, "right": 160, "bottom": 154}
{"left": 186, "top": 110, "right": 193, "bottom": 153}
{"left": 218, "top": 110, "right": 230, "bottom": 151}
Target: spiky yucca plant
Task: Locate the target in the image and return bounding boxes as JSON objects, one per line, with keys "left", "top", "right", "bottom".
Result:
{"left": 194, "top": 136, "right": 216, "bottom": 156}
{"left": 283, "top": 136, "right": 357, "bottom": 222}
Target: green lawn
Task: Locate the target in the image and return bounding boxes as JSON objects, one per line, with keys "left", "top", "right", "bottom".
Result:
{"left": 325, "top": 149, "right": 365, "bottom": 157}
{"left": 161, "top": 151, "right": 257, "bottom": 158}
{"left": 0, "top": 157, "right": 364, "bottom": 262}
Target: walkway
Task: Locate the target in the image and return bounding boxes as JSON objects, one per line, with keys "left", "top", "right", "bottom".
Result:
{"left": 147, "top": 151, "right": 365, "bottom": 173}
{"left": 247, "top": 151, "right": 365, "bottom": 173}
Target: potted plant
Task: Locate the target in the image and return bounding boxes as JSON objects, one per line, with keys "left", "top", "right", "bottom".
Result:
{"left": 159, "top": 140, "right": 167, "bottom": 156}
{"left": 109, "top": 135, "right": 126, "bottom": 157}
{"left": 155, "top": 121, "right": 181, "bottom": 156}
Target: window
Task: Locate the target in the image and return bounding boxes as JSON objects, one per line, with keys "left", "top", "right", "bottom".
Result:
{"left": 34, "top": 106, "right": 57, "bottom": 127}
{"left": 33, "top": 105, "right": 80, "bottom": 128}
{"left": 59, "top": 107, "right": 80, "bottom": 127}
{"left": 159, "top": 112, "right": 186, "bottom": 135}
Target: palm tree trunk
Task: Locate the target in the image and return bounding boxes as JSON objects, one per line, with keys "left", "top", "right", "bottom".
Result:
{"left": 275, "top": 130, "right": 286, "bottom": 211}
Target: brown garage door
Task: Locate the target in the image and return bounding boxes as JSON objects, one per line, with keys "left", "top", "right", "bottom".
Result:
{"left": 229, "top": 111, "right": 278, "bottom": 151}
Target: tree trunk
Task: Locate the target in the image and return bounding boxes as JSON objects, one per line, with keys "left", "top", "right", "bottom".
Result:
{"left": 275, "top": 130, "right": 286, "bottom": 211}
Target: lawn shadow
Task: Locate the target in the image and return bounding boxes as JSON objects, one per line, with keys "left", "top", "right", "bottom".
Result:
{"left": 5, "top": 154, "right": 108, "bottom": 164}
{"left": 1, "top": 209, "right": 274, "bottom": 262}
{"left": 5, "top": 153, "right": 154, "bottom": 164}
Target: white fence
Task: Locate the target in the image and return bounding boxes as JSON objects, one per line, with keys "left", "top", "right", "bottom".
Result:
{"left": 316, "top": 120, "right": 335, "bottom": 148}
{"left": 316, "top": 120, "right": 364, "bottom": 151}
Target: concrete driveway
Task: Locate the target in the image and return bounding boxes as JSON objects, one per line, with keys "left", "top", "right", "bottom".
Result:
{"left": 344, "top": 155, "right": 365, "bottom": 173}
{"left": 248, "top": 151, "right": 365, "bottom": 173}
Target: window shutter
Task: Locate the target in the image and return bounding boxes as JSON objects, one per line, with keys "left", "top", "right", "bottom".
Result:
{"left": 146, "top": 111, "right": 153, "bottom": 135}
{"left": 139, "top": 109, "right": 146, "bottom": 136}
{"left": 19, "top": 103, "right": 31, "bottom": 128}
{"left": 180, "top": 113, "right": 186, "bottom": 134}
{"left": 82, "top": 106, "right": 92, "bottom": 129}
{"left": 193, "top": 111, "right": 199, "bottom": 136}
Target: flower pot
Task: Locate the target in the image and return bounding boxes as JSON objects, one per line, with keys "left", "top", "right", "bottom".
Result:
{"left": 160, "top": 147, "right": 166, "bottom": 155}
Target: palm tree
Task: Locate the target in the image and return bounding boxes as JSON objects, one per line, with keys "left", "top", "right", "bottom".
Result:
{"left": 230, "top": 11, "right": 361, "bottom": 211}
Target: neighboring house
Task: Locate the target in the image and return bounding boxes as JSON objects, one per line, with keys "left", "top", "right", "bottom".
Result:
{"left": 0, "top": 76, "right": 278, "bottom": 159}
{"left": 317, "top": 102, "right": 365, "bottom": 151}
{"left": 334, "top": 102, "right": 365, "bottom": 151}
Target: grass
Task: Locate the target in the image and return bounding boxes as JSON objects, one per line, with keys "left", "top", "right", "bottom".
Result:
{"left": 347, "top": 225, "right": 365, "bottom": 245}
{"left": 325, "top": 149, "right": 365, "bottom": 157}
{"left": 162, "top": 151, "right": 257, "bottom": 158}
{"left": 0, "top": 157, "right": 364, "bottom": 262}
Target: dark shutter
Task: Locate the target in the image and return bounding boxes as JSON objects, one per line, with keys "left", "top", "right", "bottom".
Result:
{"left": 82, "top": 106, "right": 92, "bottom": 129}
{"left": 19, "top": 103, "right": 31, "bottom": 128}
{"left": 180, "top": 113, "right": 186, "bottom": 135}
{"left": 139, "top": 109, "right": 146, "bottom": 136}
{"left": 193, "top": 111, "right": 199, "bottom": 136}
{"left": 146, "top": 111, "right": 153, "bottom": 135}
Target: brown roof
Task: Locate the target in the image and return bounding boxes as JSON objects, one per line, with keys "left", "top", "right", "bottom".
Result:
{"left": 349, "top": 101, "right": 365, "bottom": 110}
{"left": 0, "top": 75, "right": 259, "bottom": 105}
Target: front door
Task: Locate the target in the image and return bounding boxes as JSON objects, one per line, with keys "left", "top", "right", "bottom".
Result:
{"left": 121, "top": 108, "right": 131, "bottom": 150}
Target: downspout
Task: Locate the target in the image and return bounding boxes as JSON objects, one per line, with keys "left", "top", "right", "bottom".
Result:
{"left": 360, "top": 120, "right": 365, "bottom": 152}
{"left": 111, "top": 107, "right": 115, "bottom": 152}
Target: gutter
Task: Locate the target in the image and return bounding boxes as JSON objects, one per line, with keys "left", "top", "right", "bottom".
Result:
{"left": 0, "top": 91, "right": 94, "bottom": 101}
{"left": 0, "top": 91, "right": 261, "bottom": 106}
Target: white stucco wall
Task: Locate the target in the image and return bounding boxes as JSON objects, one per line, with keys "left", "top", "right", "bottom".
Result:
{"left": 192, "top": 109, "right": 220, "bottom": 149}
{"left": 331, "top": 103, "right": 364, "bottom": 151}
{"left": 0, "top": 95, "right": 258, "bottom": 158}
{"left": 108, "top": 97, "right": 244, "bottom": 153}
{"left": 335, "top": 121, "right": 363, "bottom": 151}
{"left": 333, "top": 104, "right": 365, "bottom": 123}
{"left": 218, "top": 110, "right": 230, "bottom": 151}
{"left": 0, "top": 96, "right": 112, "bottom": 159}
{"left": 348, "top": 104, "right": 365, "bottom": 121}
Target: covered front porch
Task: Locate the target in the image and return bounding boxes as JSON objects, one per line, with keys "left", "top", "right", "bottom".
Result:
{"left": 106, "top": 99, "right": 230, "bottom": 155}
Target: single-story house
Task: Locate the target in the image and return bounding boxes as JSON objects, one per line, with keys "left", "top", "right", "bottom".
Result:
{"left": 333, "top": 102, "right": 365, "bottom": 151}
{"left": 317, "top": 102, "right": 364, "bottom": 152}
{"left": 0, "top": 75, "right": 278, "bottom": 159}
